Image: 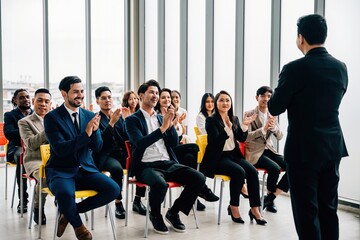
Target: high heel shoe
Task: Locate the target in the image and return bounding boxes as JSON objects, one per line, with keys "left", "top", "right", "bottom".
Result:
{"left": 227, "top": 205, "right": 245, "bottom": 224}
{"left": 240, "top": 191, "right": 249, "bottom": 199}
{"left": 248, "top": 209, "right": 267, "bottom": 225}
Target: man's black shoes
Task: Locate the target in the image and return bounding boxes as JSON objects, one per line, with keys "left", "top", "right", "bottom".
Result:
{"left": 132, "top": 200, "right": 147, "bottom": 216}
{"left": 263, "top": 195, "right": 278, "bottom": 213}
{"left": 198, "top": 187, "right": 219, "bottom": 202}
{"left": 150, "top": 214, "right": 169, "bottom": 234}
{"left": 196, "top": 200, "right": 206, "bottom": 211}
{"left": 115, "top": 201, "right": 126, "bottom": 219}
{"left": 33, "top": 208, "right": 46, "bottom": 225}
{"left": 165, "top": 210, "right": 186, "bottom": 233}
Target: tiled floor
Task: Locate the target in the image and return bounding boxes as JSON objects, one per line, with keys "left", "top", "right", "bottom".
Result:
{"left": 1, "top": 163, "right": 359, "bottom": 240}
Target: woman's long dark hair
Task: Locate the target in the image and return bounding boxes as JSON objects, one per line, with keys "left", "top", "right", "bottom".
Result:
{"left": 155, "top": 88, "right": 172, "bottom": 113}
{"left": 199, "top": 93, "right": 214, "bottom": 117}
{"left": 213, "top": 90, "right": 236, "bottom": 128}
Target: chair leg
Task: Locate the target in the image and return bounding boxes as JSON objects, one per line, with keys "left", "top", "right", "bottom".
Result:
{"left": 20, "top": 168, "right": 24, "bottom": 217}
{"left": 38, "top": 181, "right": 43, "bottom": 239}
{"left": 107, "top": 204, "right": 117, "bottom": 240}
{"left": 261, "top": 172, "right": 266, "bottom": 214}
{"left": 91, "top": 209, "right": 94, "bottom": 230}
{"left": 125, "top": 179, "right": 130, "bottom": 227}
{"left": 213, "top": 178, "right": 217, "bottom": 193}
{"left": 28, "top": 184, "right": 36, "bottom": 229}
{"left": 11, "top": 173, "right": 16, "bottom": 208}
{"left": 217, "top": 179, "right": 224, "bottom": 225}
{"left": 191, "top": 205, "right": 199, "bottom": 229}
{"left": 144, "top": 187, "right": 150, "bottom": 238}
{"left": 53, "top": 208, "right": 60, "bottom": 240}
{"left": 5, "top": 164, "right": 8, "bottom": 200}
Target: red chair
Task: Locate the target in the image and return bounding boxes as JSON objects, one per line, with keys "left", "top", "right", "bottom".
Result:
{"left": 124, "top": 140, "right": 198, "bottom": 237}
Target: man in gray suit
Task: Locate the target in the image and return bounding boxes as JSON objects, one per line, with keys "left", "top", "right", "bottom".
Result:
{"left": 19, "top": 88, "right": 52, "bottom": 225}
{"left": 245, "top": 86, "right": 288, "bottom": 213}
{"left": 268, "top": 14, "right": 348, "bottom": 240}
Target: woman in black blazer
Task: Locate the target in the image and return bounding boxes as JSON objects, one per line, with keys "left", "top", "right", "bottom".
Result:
{"left": 200, "top": 90, "right": 266, "bottom": 225}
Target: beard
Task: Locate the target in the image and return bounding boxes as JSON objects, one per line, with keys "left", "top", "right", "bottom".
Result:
{"left": 68, "top": 97, "right": 83, "bottom": 108}
{"left": 18, "top": 104, "right": 31, "bottom": 111}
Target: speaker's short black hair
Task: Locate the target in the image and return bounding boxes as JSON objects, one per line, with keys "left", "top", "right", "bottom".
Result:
{"left": 297, "top": 14, "right": 327, "bottom": 45}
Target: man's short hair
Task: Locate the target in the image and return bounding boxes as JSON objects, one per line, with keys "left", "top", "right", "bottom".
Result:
{"left": 95, "top": 86, "right": 111, "bottom": 99}
{"left": 137, "top": 79, "right": 161, "bottom": 96}
{"left": 256, "top": 86, "right": 273, "bottom": 96}
{"left": 35, "top": 88, "right": 52, "bottom": 98}
{"left": 297, "top": 14, "right": 327, "bottom": 45}
{"left": 58, "top": 76, "right": 82, "bottom": 93}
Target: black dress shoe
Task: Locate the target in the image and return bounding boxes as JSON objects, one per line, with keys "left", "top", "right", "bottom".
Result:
{"left": 33, "top": 208, "right": 46, "bottom": 225}
{"left": 17, "top": 201, "right": 28, "bottom": 213}
{"left": 165, "top": 209, "right": 186, "bottom": 233}
{"left": 196, "top": 200, "right": 206, "bottom": 211}
{"left": 115, "top": 202, "right": 126, "bottom": 219}
{"left": 132, "top": 200, "right": 147, "bottom": 216}
{"left": 263, "top": 195, "right": 278, "bottom": 213}
{"left": 198, "top": 187, "right": 219, "bottom": 202}
{"left": 150, "top": 214, "right": 168, "bottom": 234}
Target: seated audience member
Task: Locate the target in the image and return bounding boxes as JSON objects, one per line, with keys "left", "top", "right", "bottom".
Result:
{"left": 122, "top": 90, "right": 140, "bottom": 114}
{"left": 196, "top": 92, "right": 249, "bottom": 199}
{"left": 156, "top": 88, "right": 219, "bottom": 211}
{"left": 196, "top": 93, "right": 215, "bottom": 135}
{"left": 4, "top": 88, "right": 33, "bottom": 213}
{"left": 93, "top": 87, "right": 146, "bottom": 219}
{"left": 245, "top": 86, "right": 288, "bottom": 213}
{"left": 171, "top": 90, "right": 188, "bottom": 134}
{"left": 200, "top": 90, "right": 267, "bottom": 225}
{"left": 44, "top": 76, "right": 119, "bottom": 240}
{"left": 125, "top": 80, "right": 206, "bottom": 234}
{"left": 18, "top": 88, "right": 52, "bottom": 224}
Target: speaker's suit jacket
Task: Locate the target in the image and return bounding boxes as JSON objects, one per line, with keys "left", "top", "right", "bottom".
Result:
{"left": 245, "top": 106, "right": 283, "bottom": 165}
{"left": 4, "top": 108, "right": 33, "bottom": 162}
{"left": 44, "top": 104, "right": 102, "bottom": 181}
{"left": 268, "top": 47, "right": 348, "bottom": 163}
{"left": 200, "top": 114, "right": 247, "bottom": 178}
{"left": 124, "top": 109, "right": 179, "bottom": 178}
{"left": 18, "top": 113, "right": 48, "bottom": 176}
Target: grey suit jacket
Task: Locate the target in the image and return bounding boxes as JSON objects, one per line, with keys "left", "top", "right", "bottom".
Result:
{"left": 18, "top": 113, "right": 48, "bottom": 176}
{"left": 245, "top": 106, "right": 283, "bottom": 165}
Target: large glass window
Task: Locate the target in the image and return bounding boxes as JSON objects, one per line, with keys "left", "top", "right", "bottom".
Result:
{"left": 48, "top": 0, "right": 86, "bottom": 107}
{"left": 164, "top": 0, "right": 180, "bottom": 91}
{"left": 145, "top": 0, "right": 159, "bottom": 81}
{"left": 326, "top": 0, "right": 360, "bottom": 201}
{"left": 91, "top": 0, "right": 125, "bottom": 112}
{"left": 187, "top": 0, "right": 206, "bottom": 141}
{"left": 2, "top": 0, "right": 43, "bottom": 113}
{"left": 213, "top": 0, "right": 236, "bottom": 100}
{"left": 243, "top": 0, "right": 271, "bottom": 113}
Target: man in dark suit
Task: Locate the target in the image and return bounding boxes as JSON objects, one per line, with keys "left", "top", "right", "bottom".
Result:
{"left": 4, "top": 88, "right": 33, "bottom": 213}
{"left": 44, "top": 76, "right": 119, "bottom": 240}
{"left": 125, "top": 80, "right": 206, "bottom": 234}
{"left": 93, "top": 86, "right": 147, "bottom": 219}
{"left": 268, "top": 14, "right": 348, "bottom": 240}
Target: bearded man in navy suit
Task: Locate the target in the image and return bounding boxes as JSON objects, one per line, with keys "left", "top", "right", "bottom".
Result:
{"left": 44, "top": 76, "right": 119, "bottom": 240}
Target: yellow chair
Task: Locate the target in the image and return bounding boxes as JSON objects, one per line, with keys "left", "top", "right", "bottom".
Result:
{"left": 39, "top": 144, "right": 117, "bottom": 240}
{"left": 196, "top": 134, "right": 231, "bottom": 225}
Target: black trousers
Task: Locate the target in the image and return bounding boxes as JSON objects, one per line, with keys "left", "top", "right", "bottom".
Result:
{"left": 100, "top": 156, "right": 146, "bottom": 199}
{"left": 217, "top": 150, "right": 261, "bottom": 207}
{"left": 287, "top": 158, "right": 340, "bottom": 240}
{"left": 138, "top": 161, "right": 205, "bottom": 217}
{"left": 254, "top": 149, "right": 289, "bottom": 193}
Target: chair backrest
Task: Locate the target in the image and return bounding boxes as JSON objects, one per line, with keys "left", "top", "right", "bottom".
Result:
{"left": 124, "top": 140, "right": 132, "bottom": 171}
{"left": 194, "top": 126, "right": 200, "bottom": 136}
{"left": 196, "top": 134, "right": 207, "bottom": 164}
{"left": 40, "top": 144, "right": 51, "bottom": 165}
{"left": 0, "top": 122, "right": 8, "bottom": 146}
{"left": 239, "top": 142, "right": 246, "bottom": 156}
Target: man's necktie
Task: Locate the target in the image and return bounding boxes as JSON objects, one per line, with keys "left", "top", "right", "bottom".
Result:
{"left": 72, "top": 112, "right": 80, "bottom": 134}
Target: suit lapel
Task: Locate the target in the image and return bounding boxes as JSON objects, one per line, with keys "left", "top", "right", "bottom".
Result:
{"left": 59, "top": 105, "right": 78, "bottom": 136}
{"left": 30, "top": 114, "right": 44, "bottom": 133}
